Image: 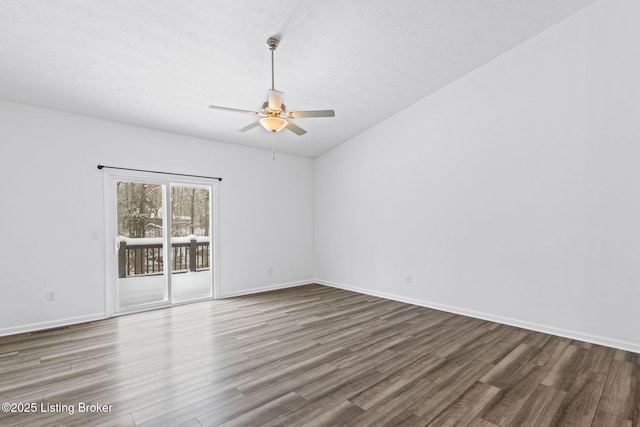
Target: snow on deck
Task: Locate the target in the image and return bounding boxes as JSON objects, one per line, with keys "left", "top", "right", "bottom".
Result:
{"left": 118, "top": 270, "right": 212, "bottom": 308}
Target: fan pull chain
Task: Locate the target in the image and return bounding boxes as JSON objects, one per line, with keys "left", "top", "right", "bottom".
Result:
{"left": 271, "top": 132, "right": 276, "bottom": 160}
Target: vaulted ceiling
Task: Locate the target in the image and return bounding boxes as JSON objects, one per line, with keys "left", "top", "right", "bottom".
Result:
{"left": 0, "top": 0, "right": 598, "bottom": 158}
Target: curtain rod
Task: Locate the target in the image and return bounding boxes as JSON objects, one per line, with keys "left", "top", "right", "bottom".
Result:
{"left": 97, "top": 165, "right": 222, "bottom": 181}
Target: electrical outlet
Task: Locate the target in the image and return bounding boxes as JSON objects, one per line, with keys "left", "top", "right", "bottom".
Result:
{"left": 268, "top": 267, "right": 273, "bottom": 274}
{"left": 91, "top": 230, "right": 100, "bottom": 240}
{"left": 46, "top": 290, "right": 56, "bottom": 301}
{"left": 406, "top": 275, "right": 412, "bottom": 284}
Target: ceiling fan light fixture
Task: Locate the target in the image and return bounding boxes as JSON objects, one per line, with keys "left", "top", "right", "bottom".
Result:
{"left": 208, "top": 36, "right": 334, "bottom": 136}
{"left": 259, "top": 117, "right": 288, "bottom": 132}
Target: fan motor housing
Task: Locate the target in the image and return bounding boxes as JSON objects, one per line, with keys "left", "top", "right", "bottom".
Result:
{"left": 262, "top": 101, "right": 285, "bottom": 116}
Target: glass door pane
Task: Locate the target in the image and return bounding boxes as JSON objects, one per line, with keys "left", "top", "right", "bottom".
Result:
{"left": 170, "top": 185, "right": 212, "bottom": 302}
{"left": 116, "top": 181, "right": 168, "bottom": 309}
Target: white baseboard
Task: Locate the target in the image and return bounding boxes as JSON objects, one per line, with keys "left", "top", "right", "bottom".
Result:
{"left": 218, "top": 279, "right": 315, "bottom": 299}
{"left": 0, "top": 313, "right": 106, "bottom": 337}
{"left": 316, "top": 280, "right": 640, "bottom": 354}
{"left": 0, "top": 280, "right": 314, "bottom": 337}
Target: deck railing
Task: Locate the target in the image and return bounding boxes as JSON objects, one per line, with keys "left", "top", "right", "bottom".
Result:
{"left": 117, "top": 236, "right": 210, "bottom": 278}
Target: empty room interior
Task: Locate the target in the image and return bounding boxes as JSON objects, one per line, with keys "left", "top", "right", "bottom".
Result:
{"left": 1, "top": 1, "right": 639, "bottom": 426}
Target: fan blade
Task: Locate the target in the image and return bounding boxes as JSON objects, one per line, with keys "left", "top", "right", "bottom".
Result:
{"left": 285, "top": 121, "right": 307, "bottom": 135}
{"left": 239, "top": 121, "right": 261, "bottom": 132}
{"left": 287, "top": 110, "right": 335, "bottom": 119}
{"left": 209, "top": 105, "right": 260, "bottom": 115}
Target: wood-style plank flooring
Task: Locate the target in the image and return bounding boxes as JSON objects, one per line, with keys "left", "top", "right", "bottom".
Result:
{"left": 0, "top": 284, "right": 638, "bottom": 426}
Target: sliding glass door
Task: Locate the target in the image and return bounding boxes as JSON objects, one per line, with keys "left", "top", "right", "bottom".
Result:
{"left": 116, "top": 180, "right": 169, "bottom": 309}
{"left": 106, "top": 171, "right": 217, "bottom": 314}
{"left": 170, "top": 184, "right": 213, "bottom": 303}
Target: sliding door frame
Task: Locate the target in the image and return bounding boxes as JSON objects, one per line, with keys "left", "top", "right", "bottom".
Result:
{"left": 103, "top": 168, "right": 219, "bottom": 317}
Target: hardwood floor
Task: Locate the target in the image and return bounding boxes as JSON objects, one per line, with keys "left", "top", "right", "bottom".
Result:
{"left": 0, "top": 284, "right": 638, "bottom": 426}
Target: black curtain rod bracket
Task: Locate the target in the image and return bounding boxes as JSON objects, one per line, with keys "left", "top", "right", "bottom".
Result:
{"left": 97, "top": 165, "right": 222, "bottom": 181}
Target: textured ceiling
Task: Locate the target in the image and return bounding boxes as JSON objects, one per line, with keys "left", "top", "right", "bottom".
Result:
{"left": 0, "top": 0, "right": 598, "bottom": 158}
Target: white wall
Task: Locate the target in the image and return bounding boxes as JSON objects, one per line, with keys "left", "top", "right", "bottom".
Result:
{"left": 0, "top": 100, "right": 314, "bottom": 334}
{"left": 315, "top": 0, "right": 640, "bottom": 352}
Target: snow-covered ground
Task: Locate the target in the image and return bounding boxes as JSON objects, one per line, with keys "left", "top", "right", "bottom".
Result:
{"left": 118, "top": 270, "right": 212, "bottom": 308}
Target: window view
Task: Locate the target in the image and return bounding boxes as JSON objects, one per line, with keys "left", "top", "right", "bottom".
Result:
{"left": 170, "top": 185, "right": 212, "bottom": 303}
{"left": 116, "top": 181, "right": 212, "bottom": 309}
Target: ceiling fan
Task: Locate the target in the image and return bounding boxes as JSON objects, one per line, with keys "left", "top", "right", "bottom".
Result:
{"left": 209, "top": 37, "right": 335, "bottom": 136}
